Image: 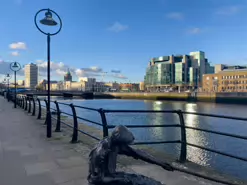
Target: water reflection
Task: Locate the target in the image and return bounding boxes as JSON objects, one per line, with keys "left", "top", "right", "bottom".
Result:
{"left": 150, "top": 101, "right": 164, "bottom": 138}
{"left": 184, "top": 103, "right": 210, "bottom": 166}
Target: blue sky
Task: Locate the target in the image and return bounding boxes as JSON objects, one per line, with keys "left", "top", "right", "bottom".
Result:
{"left": 0, "top": 0, "right": 247, "bottom": 83}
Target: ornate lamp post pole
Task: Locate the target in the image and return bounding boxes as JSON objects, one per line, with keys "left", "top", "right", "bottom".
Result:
{"left": 5, "top": 74, "right": 12, "bottom": 102}
{"left": 34, "top": 8, "right": 62, "bottom": 138}
{"left": 10, "top": 62, "right": 22, "bottom": 108}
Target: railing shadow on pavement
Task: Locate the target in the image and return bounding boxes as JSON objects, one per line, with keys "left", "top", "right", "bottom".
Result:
{"left": 12, "top": 95, "right": 247, "bottom": 185}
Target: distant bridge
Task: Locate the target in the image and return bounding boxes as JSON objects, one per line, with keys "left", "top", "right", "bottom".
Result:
{"left": 19, "top": 90, "right": 95, "bottom": 98}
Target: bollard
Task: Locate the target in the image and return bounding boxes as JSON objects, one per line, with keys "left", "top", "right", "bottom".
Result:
{"left": 98, "top": 108, "right": 108, "bottom": 137}
{"left": 70, "top": 103, "right": 78, "bottom": 143}
{"left": 177, "top": 110, "right": 187, "bottom": 163}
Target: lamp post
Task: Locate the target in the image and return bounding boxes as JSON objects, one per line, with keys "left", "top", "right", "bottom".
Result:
{"left": 10, "top": 62, "right": 22, "bottom": 108}
{"left": 34, "top": 8, "right": 62, "bottom": 138}
{"left": 5, "top": 74, "right": 12, "bottom": 102}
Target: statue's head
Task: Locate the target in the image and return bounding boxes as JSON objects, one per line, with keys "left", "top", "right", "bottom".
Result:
{"left": 110, "top": 125, "right": 135, "bottom": 145}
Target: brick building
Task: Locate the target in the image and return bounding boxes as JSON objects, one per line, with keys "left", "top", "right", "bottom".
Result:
{"left": 203, "top": 65, "right": 247, "bottom": 92}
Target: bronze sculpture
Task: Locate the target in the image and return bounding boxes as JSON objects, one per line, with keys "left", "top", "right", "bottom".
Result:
{"left": 87, "top": 125, "right": 174, "bottom": 185}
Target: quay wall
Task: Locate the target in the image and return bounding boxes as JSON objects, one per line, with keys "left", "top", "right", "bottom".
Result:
{"left": 94, "top": 92, "right": 247, "bottom": 104}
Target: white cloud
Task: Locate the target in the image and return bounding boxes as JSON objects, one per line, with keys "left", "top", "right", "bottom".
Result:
{"left": 216, "top": 5, "right": 243, "bottom": 15}
{"left": 111, "top": 74, "right": 128, "bottom": 79}
{"left": 11, "top": 51, "right": 19, "bottom": 56}
{"left": 56, "top": 69, "right": 67, "bottom": 76}
{"left": 35, "top": 60, "right": 127, "bottom": 80}
{"left": 111, "top": 69, "right": 121, "bottom": 73}
{"left": 108, "top": 22, "right": 129, "bottom": 32}
{"left": 9, "top": 42, "right": 27, "bottom": 50}
{"left": 0, "top": 60, "right": 24, "bottom": 76}
{"left": 187, "top": 27, "right": 201, "bottom": 34}
{"left": 166, "top": 12, "right": 184, "bottom": 20}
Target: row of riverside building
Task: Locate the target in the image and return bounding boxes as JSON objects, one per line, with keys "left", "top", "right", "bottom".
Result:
{"left": 144, "top": 51, "right": 247, "bottom": 92}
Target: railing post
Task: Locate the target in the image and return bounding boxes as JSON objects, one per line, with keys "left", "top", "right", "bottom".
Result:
{"left": 28, "top": 97, "right": 32, "bottom": 113}
{"left": 70, "top": 103, "right": 78, "bottom": 143}
{"left": 54, "top": 101, "right": 61, "bottom": 132}
{"left": 17, "top": 96, "right": 20, "bottom": 106}
{"left": 37, "top": 98, "right": 42, "bottom": 119}
{"left": 20, "top": 97, "right": 22, "bottom": 107}
{"left": 98, "top": 108, "right": 108, "bottom": 137}
{"left": 25, "top": 96, "right": 28, "bottom": 111}
{"left": 44, "top": 99, "right": 48, "bottom": 125}
{"left": 177, "top": 110, "right": 187, "bottom": 163}
{"left": 32, "top": 98, "right": 36, "bottom": 116}
{"left": 21, "top": 96, "right": 23, "bottom": 108}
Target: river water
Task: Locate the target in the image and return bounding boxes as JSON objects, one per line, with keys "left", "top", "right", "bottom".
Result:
{"left": 49, "top": 98, "right": 247, "bottom": 180}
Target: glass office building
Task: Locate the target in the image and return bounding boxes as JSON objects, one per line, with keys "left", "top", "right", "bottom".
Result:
{"left": 144, "top": 51, "right": 213, "bottom": 91}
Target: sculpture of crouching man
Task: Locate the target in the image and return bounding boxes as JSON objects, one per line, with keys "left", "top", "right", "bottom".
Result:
{"left": 87, "top": 125, "right": 174, "bottom": 185}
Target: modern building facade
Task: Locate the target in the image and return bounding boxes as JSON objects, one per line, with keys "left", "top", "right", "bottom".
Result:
{"left": 144, "top": 51, "right": 214, "bottom": 91}
{"left": 25, "top": 63, "right": 38, "bottom": 89}
{"left": 203, "top": 65, "right": 247, "bottom": 92}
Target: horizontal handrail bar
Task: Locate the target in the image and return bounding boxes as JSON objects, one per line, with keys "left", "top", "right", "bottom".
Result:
{"left": 103, "top": 109, "right": 247, "bottom": 122}
{"left": 184, "top": 141, "right": 247, "bottom": 162}
{"left": 56, "top": 102, "right": 70, "bottom": 106}
{"left": 76, "top": 116, "right": 103, "bottom": 126}
{"left": 74, "top": 105, "right": 99, "bottom": 111}
{"left": 50, "top": 107, "right": 56, "bottom": 111}
{"left": 53, "top": 116, "right": 101, "bottom": 141}
{"left": 104, "top": 109, "right": 178, "bottom": 113}
{"left": 41, "top": 105, "right": 46, "bottom": 107}
{"left": 78, "top": 129, "right": 101, "bottom": 141}
{"left": 107, "top": 124, "right": 181, "bottom": 129}
{"left": 184, "top": 125, "right": 247, "bottom": 140}
{"left": 132, "top": 140, "right": 180, "bottom": 145}
{"left": 182, "top": 111, "right": 247, "bottom": 121}
{"left": 60, "top": 111, "right": 74, "bottom": 117}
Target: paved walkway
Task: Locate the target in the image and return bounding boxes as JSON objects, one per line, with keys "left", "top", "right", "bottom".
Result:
{"left": 0, "top": 97, "right": 228, "bottom": 185}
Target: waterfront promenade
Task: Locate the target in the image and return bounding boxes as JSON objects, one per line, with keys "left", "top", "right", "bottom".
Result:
{"left": 0, "top": 97, "right": 227, "bottom": 185}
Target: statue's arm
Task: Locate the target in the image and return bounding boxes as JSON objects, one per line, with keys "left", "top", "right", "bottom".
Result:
{"left": 119, "top": 145, "right": 174, "bottom": 171}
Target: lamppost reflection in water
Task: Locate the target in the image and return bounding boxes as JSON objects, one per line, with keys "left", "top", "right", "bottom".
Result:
{"left": 184, "top": 103, "right": 211, "bottom": 166}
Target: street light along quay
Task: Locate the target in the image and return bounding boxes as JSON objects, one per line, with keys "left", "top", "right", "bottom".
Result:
{"left": 34, "top": 8, "right": 62, "bottom": 138}
{"left": 10, "top": 62, "right": 22, "bottom": 108}
{"left": 5, "top": 74, "right": 12, "bottom": 102}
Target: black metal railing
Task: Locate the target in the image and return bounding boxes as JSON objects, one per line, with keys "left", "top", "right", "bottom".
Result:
{"left": 14, "top": 95, "right": 247, "bottom": 185}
